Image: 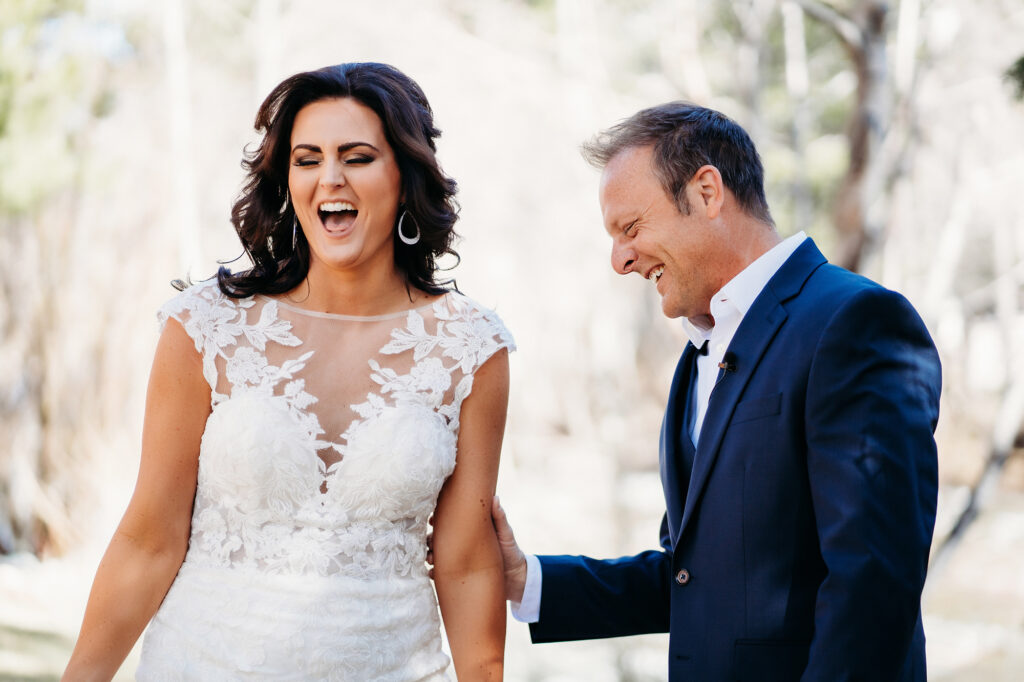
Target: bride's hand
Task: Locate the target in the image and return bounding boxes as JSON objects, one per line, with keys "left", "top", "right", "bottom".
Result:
{"left": 491, "top": 496, "right": 528, "bottom": 603}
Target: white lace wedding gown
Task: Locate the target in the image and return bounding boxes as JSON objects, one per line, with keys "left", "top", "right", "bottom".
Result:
{"left": 135, "top": 280, "right": 514, "bottom": 681}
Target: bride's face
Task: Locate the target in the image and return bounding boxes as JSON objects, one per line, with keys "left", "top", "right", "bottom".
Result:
{"left": 288, "top": 97, "right": 403, "bottom": 278}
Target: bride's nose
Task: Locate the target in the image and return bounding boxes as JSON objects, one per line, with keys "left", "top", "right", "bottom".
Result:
{"left": 319, "top": 159, "right": 347, "bottom": 189}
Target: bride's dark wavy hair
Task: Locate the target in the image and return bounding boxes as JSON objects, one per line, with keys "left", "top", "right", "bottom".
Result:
{"left": 217, "top": 62, "right": 459, "bottom": 298}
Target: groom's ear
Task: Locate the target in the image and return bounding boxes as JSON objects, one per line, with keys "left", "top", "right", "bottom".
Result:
{"left": 690, "top": 165, "right": 724, "bottom": 220}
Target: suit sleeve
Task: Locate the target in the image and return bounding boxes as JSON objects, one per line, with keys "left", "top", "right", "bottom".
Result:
{"left": 802, "top": 286, "right": 941, "bottom": 679}
{"left": 529, "top": 515, "right": 673, "bottom": 642}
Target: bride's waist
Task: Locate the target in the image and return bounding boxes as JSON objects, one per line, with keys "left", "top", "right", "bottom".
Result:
{"left": 174, "top": 560, "right": 432, "bottom": 595}
{"left": 184, "top": 520, "right": 430, "bottom": 579}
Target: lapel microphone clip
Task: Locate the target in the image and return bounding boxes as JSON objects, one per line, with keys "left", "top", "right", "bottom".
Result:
{"left": 718, "top": 352, "right": 737, "bottom": 373}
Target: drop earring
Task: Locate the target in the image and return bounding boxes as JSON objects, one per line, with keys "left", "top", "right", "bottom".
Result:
{"left": 397, "top": 209, "right": 421, "bottom": 245}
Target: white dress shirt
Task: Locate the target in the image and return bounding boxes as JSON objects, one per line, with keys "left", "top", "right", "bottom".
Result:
{"left": 511, "top": 232, "right": 808, "bottom": 624}
{"left": 683, "top": 231, "right": 807, "bottom": 444}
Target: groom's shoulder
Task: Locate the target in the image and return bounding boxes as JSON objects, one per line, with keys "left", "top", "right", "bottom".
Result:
{"left": 810, "top": 261, "right": 882, "bottom": 297}
{"left": 798, "top": 262, "right": 927, "bottom": 335}
{"left": 780, "top": 258, "right": 917, "bottom": 330}
{"left": 769, "top": 238, "right": 882, "bottom": 309}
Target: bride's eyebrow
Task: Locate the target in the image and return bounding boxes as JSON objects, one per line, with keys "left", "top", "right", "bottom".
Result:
{"left": 291, "top": 142, "right": 381, "bottom": 154}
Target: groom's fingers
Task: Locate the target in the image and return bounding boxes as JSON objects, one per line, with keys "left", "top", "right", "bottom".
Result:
{"left": 492, "top": 495, "right": 529, "bottom": 602}
{"left": 492, "top": 495, "right": 521, "bottom": 556}
{"left": 491, "top": 495, "right": 515, "bottom": 544}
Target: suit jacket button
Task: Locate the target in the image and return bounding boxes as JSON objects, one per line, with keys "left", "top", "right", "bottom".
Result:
{"left": 675, "top": 569, "right": 690, "bottom": 585}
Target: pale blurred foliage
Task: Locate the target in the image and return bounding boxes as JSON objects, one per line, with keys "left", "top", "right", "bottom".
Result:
{"left": 1, "top": 0, "right": 1023, "bottom": 680}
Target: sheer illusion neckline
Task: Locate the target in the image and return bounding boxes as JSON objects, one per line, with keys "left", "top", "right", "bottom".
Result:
{"left": 260, "top": 293, "right": 447, "bottom": 321}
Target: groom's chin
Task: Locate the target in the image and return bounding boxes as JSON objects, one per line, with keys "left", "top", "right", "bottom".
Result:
{"left": 659, "top": 298, "right": 689, "bottom": 321}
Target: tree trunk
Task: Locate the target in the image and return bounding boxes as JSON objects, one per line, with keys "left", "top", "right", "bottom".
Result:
{"left": 799, "top": 0, "right": 889, "bottom": 273}
{"left": 732, "top": 0, "right": 777, "bottom": 144}
{"left": 782, "top": 1, "right": 812, "bottom": 234}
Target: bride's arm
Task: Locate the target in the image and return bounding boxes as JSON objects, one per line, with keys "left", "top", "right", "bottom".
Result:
{"left": 63, "top": 319, "right": 210, "bottom": 681}
{"left": 433, "top": 349, "right": 510, "bottom": 681}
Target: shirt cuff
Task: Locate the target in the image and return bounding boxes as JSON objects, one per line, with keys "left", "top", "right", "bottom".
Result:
{"left": 510, "top": 553, "right": 542, "bottom": 623}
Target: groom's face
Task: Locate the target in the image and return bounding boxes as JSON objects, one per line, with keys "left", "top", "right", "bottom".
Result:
{"left": 600, "top": 145, "right": 721, "bottom": 321}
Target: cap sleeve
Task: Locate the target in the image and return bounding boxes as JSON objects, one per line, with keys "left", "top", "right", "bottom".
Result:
{"left": 158, "top": 280, "right": 210, "bottom": 350}
{"left": 436, "top": 293, "right": 515, "bottom": 432}
{"left": 447, "top": 293, "right": 516, "bottom": 373}
{"left": 469, "top": 301, "right": 516, "bottom": 369}
{"left": 155, "top": 279, "right": 236, "bottom": 397}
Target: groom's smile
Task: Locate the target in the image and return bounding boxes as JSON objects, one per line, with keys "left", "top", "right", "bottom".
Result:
{"left": 599, "top": 144, "right": 728, "bottom": 322}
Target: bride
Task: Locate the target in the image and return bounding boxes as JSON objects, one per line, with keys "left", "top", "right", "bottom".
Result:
{"left": 63, "top": 63, "right": 512, "bottom": 681}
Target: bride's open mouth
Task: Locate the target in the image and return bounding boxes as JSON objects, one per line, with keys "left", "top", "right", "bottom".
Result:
{"left": 318, "top": 201, "right": 358, "bottom": 235}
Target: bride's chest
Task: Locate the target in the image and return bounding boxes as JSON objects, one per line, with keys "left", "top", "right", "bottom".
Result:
{"left": 198, "top": 395, "right": 458, "bottom": 520}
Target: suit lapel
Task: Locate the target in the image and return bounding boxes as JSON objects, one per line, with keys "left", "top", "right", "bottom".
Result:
{"left": 660, "top": 342, "right": 699, "bottom": 546}
{"left": 676, "top": 239, "right": 828, "bottom": 542}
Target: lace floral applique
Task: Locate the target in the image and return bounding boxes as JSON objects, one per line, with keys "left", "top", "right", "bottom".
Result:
{"left": 345, "top": 294, "right": 514, "bottom": 445}
{"left": 159, "top": 282, "right": 324, "bottom": 447}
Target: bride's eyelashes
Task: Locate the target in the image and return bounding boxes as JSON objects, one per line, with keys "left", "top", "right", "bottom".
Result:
{"left": 291, "top": 154, "right": 376, "bottom": 168}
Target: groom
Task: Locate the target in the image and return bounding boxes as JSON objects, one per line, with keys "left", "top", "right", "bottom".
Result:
{"left": 495, "top": 103, "right": 941, "bottom": 680}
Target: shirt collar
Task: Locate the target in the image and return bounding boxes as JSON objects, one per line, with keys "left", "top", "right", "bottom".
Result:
{"left": 681, "top": 231, "right": 807, "bottom": 347}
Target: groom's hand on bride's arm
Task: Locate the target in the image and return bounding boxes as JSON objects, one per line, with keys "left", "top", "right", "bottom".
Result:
{"left": 491, "top": 496, "right": 528, "bottom": 604}
{"left": 427, "top": 496, "right": 528, "bottom": 603}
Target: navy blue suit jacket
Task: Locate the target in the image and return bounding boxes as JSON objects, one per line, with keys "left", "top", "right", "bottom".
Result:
{"left": 530, "top": 239, "right": 941, "bottom": 681}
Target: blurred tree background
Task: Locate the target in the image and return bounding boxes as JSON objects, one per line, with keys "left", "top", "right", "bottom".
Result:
{"left": 1, "top": 0, "right": 1022, "bottom": 679}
